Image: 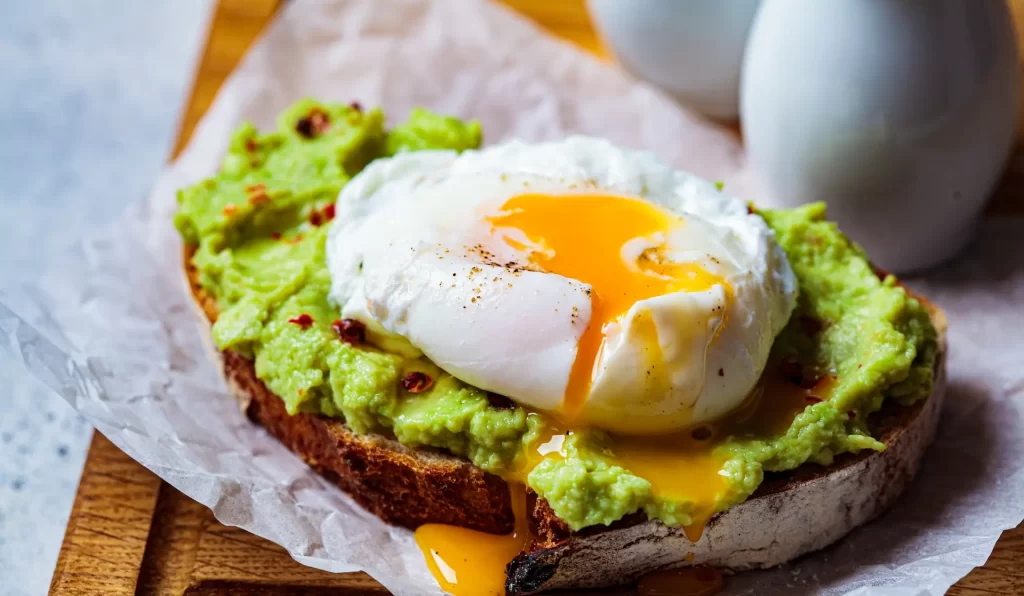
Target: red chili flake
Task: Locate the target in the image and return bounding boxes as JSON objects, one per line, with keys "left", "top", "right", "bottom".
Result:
{"left": 323, "top": 203, "right": 336, "bottom": 221}
{"left": 857, "top": 363, "right": 863, "bottom": 369}
{"left": 847, "top": 411, "right": 857, "bottom": 420}
{"left": 349, "top": 101, "right": 362, "bottom": 112}
{"left": 486, "top": 392, "right": 516, "bottom": 410}
{"left": 270, "top": 232, "right": 282, "bottom": 241}
{"left": 288, "top": 313, "right": 314, "bottom": 330}
{"left": 295, "top": 108, "right": 331, "bottom": 139}
{"left": 331, "top": 319, "right": 366, "bottom": 346}
{"left": 244, "top": 138, "right": 259, "bottom": 152}
{"left": 690, "top": 426, "right": 712, "bottom": 441}
{"left": 245, "top": 185, "right": 268, "bottom": 205}
{"left": 799, "top": 315, "right": 825, "bottom": 337}
{"left": 747, "top": 204, "right": 755, "bottom": 215}
{"left": 805, "top": 395, "right": 824, "bottom": 405}
{"left": 222, "top": 203, "right": 238, "bottom": 216}
{"left": 309, "top": 211, "right": 324, "bottom": 227}
{"left": 285, "top": 234, "right": 305, "bottom": 245}
{"left": 402, "top": 372, "right": 433, "bottom": 394}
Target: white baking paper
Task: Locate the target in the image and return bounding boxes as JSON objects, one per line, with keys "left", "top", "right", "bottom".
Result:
{"left": 1, "top": 0, "right": 1021, "bottom": 594}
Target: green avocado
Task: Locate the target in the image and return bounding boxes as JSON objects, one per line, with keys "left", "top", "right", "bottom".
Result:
{"left": 175, "top": 100, "right": 937, "bottom": 532}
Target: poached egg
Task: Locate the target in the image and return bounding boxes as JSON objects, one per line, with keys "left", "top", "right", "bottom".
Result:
{"left": 326, "top": 137, "right": 796, "bottom": 435}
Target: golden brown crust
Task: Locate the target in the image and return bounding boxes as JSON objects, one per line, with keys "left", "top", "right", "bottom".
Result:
{"left": 525, "top": 291, "right": 947, "bottom": 549}
{"left": 184, "top": 245, "right": 946, "bottom": 557}
{"left": 525, "top": 380, "right": 936, "bottom": 550}
{"left": 186, "top": 247, "right": 514, "bottom": 534}
{"left": 225, "top": 350, "right": 515, "bottom": 532}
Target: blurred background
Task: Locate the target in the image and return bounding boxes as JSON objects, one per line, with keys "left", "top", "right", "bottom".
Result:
{"left": 0, "top": 2, "right": 211, "bottom": 594}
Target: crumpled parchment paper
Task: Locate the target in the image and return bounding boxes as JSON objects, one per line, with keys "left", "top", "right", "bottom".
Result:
{"left": 1, "top": 0, "right": 1022, "bottom": 594}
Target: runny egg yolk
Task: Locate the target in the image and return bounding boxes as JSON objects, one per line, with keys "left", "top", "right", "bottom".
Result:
{"left": 412, "top": 356, "right": 840, "bottom": 593}
{"left": 415, "top": 194, "right": 812, "bottom": 593}
{"left": 488, "top": 193, "right": 726, "bottom": 418}
{"left": 414, "top": 484, "right": 531, "bottom": 596}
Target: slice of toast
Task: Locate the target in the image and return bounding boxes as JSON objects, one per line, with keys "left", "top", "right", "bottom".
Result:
{"left": 185, "top": 247, "right": 946, "bottom": 594}
{"left": 185, "top": 249, "right": 516, "bottom": 535}
{"left": 508, "top": 323, "right": 946, "bottom": 593}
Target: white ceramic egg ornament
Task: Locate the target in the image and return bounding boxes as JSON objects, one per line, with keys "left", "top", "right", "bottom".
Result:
{"left": 587, "top": 0, "right": 761, "bottom": 120}
{"left": 742, "top": 0, "right": 1019, "bottom": 273}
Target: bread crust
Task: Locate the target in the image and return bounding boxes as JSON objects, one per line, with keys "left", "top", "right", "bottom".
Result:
{"left": 184, "top": 247, "right": 946, "bottom": 593}
{"left": 185, "top": 249, "right": 515, "bottom": 534}
{"left": 508, "top": 334, "right": 946, "bottom": 593}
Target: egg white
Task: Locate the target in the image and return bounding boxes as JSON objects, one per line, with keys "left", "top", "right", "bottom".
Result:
{"left": 326, "top": 137, "right": 797, "bottom": 434}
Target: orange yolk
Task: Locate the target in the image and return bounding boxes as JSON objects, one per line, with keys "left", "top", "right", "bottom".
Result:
{"left": 607, "top": 433, "right": 728, "bottom": 542}
{"left": 414, "top": 370, "right": 840, "bottom": 592}
{"left": 488, "top": 193, "right": 725, "bottom": 417}
{"left": 414, "top": 484, "right": 530, "bottom": 596}
{"left": 415, "top": 194, "right": 831, "bottom": 593}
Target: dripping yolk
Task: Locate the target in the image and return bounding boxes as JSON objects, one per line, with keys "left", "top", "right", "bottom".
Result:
{"left": 489, "top": 193, "right": 725, "bottom": 417}
{"left": 415, "top": 484, "right": 530, "bottom": 596}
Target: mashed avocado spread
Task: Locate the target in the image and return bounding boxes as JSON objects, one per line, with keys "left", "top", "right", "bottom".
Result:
{"left": 176, "top": 100, "right": 937, "bottom": 532}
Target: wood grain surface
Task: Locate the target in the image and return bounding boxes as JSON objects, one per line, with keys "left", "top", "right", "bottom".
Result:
{"left": 50, "top": 0, "right": 1024, "bottom": 594}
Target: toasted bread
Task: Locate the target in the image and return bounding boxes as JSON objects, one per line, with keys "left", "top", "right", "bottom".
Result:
{"left": 185, "top": 249, "right": 516, "bottom": 534}
{"left": 508, "top": 319, "right": 945, "bottom": 593}
{"left": 185, "top": 246, "right": 946, "bottom": 594}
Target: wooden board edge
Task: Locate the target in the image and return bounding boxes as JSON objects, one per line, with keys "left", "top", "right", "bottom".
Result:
{"left": 50, "top": 1, "right": 282, "bottom": 593}
{"left": 173, "top": 0, "right": 282, "bottom": 158}
{"left": 49, "top": 434, "right": 164, "bottom": 595}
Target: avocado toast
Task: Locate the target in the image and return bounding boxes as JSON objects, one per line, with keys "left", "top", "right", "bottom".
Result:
{"left": 176, "top": 100, "right": 944, "bottom": 594}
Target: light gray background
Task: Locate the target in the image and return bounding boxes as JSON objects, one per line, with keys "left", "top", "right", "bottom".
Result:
{"left": 0, "top": 1, "right": 212, "bottom": 594}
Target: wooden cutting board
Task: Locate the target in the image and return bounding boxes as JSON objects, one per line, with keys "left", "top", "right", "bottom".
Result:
{"left": 49, "top": 0, "right": 1024, "bottom": 594}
